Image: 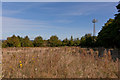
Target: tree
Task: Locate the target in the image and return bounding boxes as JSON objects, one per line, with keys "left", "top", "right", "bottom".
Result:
{"left": 74, "top": 38, "right": 80, "bottom": 46}
{"left": 69, "top": 36, "right": 74, "bottom": 46}
{"left": 80, "top": 34, "right": 94, "bottom": 47}
{"left": 33, "top": 36, "right": 44, "bottom": 47}
{"left": 97, "top": 19, "right": 114, "bottom": 48}
{"left": 2, "top": 40, "right": 8, "bottom": 48}
{"left": 97, "top": 2, "right": 120, "bottom": 48}
{"left": 17, "top": 36, "right": 24, "bottom": 47}
{"left": 22, "top": 36, "right": 33, "bottom": 47}
{"left": 62, "top": 38, "right": 69, "bottom": 46}
{"left": 49, "top": 35, "right": 62, "bottom": 47}
{"left": 2, "top": 35, "right": 21, "bottom": 47}
{"left": 116, "top": 2, "right": 120, "bottom": 12}
{"left": 114, "top": 3, "right": 120, "bottom": 48}
{"left": 80, "top": 36, "right": 86, "bottom": 47}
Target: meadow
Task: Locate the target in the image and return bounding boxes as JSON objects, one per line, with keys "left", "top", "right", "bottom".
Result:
{"left": 2, "top": 47, "right": 119, "bottom": 78}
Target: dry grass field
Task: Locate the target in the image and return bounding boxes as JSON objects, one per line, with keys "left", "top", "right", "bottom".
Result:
{"left": 2, "top": 47, "right": 119, "bottom": 78}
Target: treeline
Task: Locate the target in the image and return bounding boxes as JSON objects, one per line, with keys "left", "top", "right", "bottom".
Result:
{"left": 97, "top": 2, "right": 120, "bottom": 48}
{"left": 2, "top": 34, "right": 97, "bottom": 48}
{"left": 2, "top": 2, "right": 120, "bottom": 48}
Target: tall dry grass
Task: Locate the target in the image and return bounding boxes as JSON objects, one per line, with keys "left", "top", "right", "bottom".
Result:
{"left": 2, "top": 47, "right": 119, "bottom": 78}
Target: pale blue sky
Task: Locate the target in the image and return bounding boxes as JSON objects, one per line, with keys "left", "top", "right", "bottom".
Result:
{"left": 2, "top": 2, "right": 118, "bottom": 40}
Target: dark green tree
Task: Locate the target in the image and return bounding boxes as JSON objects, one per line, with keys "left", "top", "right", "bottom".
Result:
{"left": 2, "top": 35, "right": 21, "bottom": 47}
{"left": 116, "top": 2, "right": 120, "bottom": 12}
{"left": 80, "top": 36, "right": 86, "bottom": 47}
{"left": 17, "top": 36, "right": 24, "bottom": 47}
{"left": 69, "top": 36, "right": 74, "bottom": 46}
{"left": 33, "top": 36, "right": 44, "bottom": 47}
{"left": 49, "top": 35, "right": 62, "bottom": 47}
{"left": 62, "top": 38, "right": 69, "bottom": 46}
{"left": 114, "top": 2, "right": 120, "bottom": 48}
{"left": 22, "top": 36, "right": 33, "bottom": 47}
{"left": 97, "top": 2, "right": 120, "bottom": 48}
{"left": 80, "top": 34, "right": 94, "bottom": 47}
{"left": 74, "top": 38, "right": 80, "bottom": 46}
{"left": 97, "top": 19, "right": 114, "bottom": 47}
